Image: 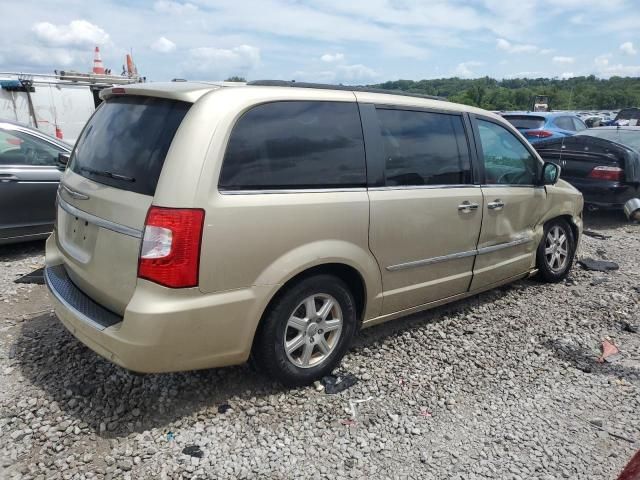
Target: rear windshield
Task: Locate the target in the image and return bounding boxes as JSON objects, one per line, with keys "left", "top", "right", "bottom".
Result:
{"left": 615, "top": 109, "right": 640, "bottom": 121}
{"left": 577, "top": 129, "right": 640, "bottom": 152}
{"left": 502, "top": 115, "right": 545, "bottom": 130}
{"left": 69, "top": 96, "right": 191, "bottom": 196}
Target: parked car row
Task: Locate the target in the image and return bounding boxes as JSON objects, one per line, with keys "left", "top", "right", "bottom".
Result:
{"left": 2, "top": 101, "right": 638, "bottom": 247}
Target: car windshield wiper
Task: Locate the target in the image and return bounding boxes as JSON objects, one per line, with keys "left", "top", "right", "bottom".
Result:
{"left": 80, "top": 166, "right": 135, "bottom": 182}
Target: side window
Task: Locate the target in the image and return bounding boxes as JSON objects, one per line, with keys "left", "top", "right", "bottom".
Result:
{"left": 0, "top": 129, "right": 63, "bottom": 166}
{"left": 572, "top": 118, "right": 587, "bottom": 131}
{"left": 376, "top": 109, "right": 472, "bottom": 186}
{"left": 554, "top": 116, "right": 575, "bottom": 131}
{"left": 219, "top": 101, "right": 366, "bottom": 190}
{"left": 477, "top": 120, "right": 540, "bottom": 185}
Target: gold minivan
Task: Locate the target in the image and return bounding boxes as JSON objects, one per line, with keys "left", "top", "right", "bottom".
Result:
{"left": 45, "top": 81, "right": 583, "bottom": 385}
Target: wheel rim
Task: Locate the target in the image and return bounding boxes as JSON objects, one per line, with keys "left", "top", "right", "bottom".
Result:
{"left": 283, "top": 294, "right": 343, "bottom": 369}
{"left": 544, "top": 225, "right": 569, "bottom": 273}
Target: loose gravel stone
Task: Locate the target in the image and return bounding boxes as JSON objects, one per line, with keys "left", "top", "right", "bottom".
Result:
{"left": 1, "top": 213, "right": 639, "bottom": 479}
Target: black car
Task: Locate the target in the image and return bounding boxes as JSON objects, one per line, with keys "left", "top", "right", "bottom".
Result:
{"left": 613, "top": 107, "right": 640, "bottom": 126}
{"left": 0, "top": 120, "right": 72, "bottom": 244}
{"left": 534, "top": 126, "right": 640, "bottom": 210}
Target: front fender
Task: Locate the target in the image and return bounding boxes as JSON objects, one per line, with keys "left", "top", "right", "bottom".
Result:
{"left": 535, "top": 179, "right": 584, "bottom": 245}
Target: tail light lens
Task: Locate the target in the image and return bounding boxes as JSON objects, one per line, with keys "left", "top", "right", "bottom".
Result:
{"left": 138, "top": 207, "right": 205, "bottom": 288}
{"left": 525, "top": 130, "right": 553, "bottom": 138}
{"left": 588, "top": 166, "right": 623, "bottom": 182}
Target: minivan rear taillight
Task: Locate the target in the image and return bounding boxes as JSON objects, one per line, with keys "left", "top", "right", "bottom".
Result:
{"left": 138, "top": 207, "right": 205, "bottom": 288}
{"left": 588, "top": 166, "right": 623, "bottom": 182}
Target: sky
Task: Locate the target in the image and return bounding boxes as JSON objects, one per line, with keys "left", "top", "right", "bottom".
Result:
{"left": 0, "top": 0, "right": 639, "bottom": 84}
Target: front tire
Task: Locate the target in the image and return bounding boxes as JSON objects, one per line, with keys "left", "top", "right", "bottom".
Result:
{"left": 253, "top": 274, "right": 357, "bottom": 386}
{"left": 536, "top": 218, "right": 576, "bottom": 282}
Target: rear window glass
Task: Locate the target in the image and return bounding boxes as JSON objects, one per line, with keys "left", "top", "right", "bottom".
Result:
{"left": 503, "top": 116, "right": 545, "bottom": 130}
{"left": 219, "top": 101, "right": 366, "bottom": 190}
{"left": 376, "top": 108, "right": 472, "bottom": 186}
{"left": 69, "top": 96, "right": 191, "bottom": 196}
{"left": 616, "top": 108, "right": 640, "bottom": 121}
{"left": 554, "top": 117, "right": 576, "bottom": 131}
{"left": 577, "top": 129, "right": 640, "bottom": 151}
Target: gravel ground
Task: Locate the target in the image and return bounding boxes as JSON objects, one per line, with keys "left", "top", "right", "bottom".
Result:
{"left": 1, "top": 211, "right": 639, "bottom": 480}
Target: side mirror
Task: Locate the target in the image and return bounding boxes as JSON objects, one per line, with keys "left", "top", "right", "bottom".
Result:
{"left": 542, "top": 161, "right": 561, "bottom": 185}
{"left": 57, "top": 152, "right": 70, "bottom": 171}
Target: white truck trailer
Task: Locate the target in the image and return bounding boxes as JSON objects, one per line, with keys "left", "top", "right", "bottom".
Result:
{"left": 0, "top": 71, "right": 142, "bottom": 144}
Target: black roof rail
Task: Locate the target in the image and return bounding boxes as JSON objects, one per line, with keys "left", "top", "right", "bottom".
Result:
{"left": 246, "top": 80, "right": 447, "bottom": 102}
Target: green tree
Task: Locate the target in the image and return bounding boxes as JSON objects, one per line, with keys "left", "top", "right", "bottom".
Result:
{"left": 370, "top": 76, "right": 640, "bottom": 110}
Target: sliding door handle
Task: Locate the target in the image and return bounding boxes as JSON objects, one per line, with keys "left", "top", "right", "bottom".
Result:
{"left": 458, "top": 201, "right": 479, "bottom": 213}
{"left": 487, "top": 200, "right": 505, "bottom": 210}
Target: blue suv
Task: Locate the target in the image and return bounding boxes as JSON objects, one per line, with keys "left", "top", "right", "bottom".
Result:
{"left": 502, "top": 112, "right": 587, "bottom": 144}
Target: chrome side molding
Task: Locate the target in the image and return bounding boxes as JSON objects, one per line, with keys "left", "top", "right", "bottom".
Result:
{"left": 386, "top": 236, "right": 532, "bottom": 272}
{"left": 386, "top": 249, "right": 477, "bottom": 271}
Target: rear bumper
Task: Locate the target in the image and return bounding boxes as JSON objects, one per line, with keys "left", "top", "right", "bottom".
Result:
{"left": 45, "top": 234, "right": 274, "bottom": 373}
{"left": 564, "top": 178, "right": 640, "bottom": 209}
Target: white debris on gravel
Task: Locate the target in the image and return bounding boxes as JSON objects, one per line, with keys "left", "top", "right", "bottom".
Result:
{"left": 0, "top": 214, "right": 639, "bottom": 480}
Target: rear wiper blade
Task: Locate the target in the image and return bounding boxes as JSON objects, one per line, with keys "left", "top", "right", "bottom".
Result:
{"left": 80, "top": 166, "right": 135, "bottom": 182}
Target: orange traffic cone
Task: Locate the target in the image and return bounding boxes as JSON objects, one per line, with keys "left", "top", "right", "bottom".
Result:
{"left": 92, "top": 46, "right": 105, "bottom": 75}
{"left": 126, "top": 53, "right": 138, "bottom": 77}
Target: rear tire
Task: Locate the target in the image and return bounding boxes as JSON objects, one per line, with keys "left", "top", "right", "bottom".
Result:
{"left": 536, "top": 218, "right": 576, "bottom": 283}
{"left": 253, "top": 274, "right": 357, "bottom": 386}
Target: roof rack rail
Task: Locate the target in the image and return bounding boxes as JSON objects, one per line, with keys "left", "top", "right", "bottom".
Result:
{"left": 246, "top": 80, "right": 446, "bottom": 102}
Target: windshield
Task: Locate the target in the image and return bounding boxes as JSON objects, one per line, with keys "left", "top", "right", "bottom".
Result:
{"left": 577, "top": 129, "right": 640, "bottom": 152}
{"left": 69, "top": 96, "right": 191, "bottom": 196}
{"left": 502, "top": 115, "right": 545, "bottom": 130}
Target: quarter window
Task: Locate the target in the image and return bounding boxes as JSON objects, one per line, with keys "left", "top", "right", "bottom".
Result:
{"left": 376, "top": 108, "right": 472, "bottom": 186}
{"left": 477, "top": 120, "right": 540, "bottom": 185}
{"left": 572, "top": 118, "right": 587, "bottom": 131}
{"left": 219, "top": 101, "right": 366, "bottom": 190}
{"left": 554, "top": 116, "right": 575, "bottom": 131}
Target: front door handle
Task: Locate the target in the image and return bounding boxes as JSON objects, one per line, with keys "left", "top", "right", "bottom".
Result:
{"left": 458, "top": 201, "right": 479, "bottom": 213}
{"left": 0, "top": 174, "right": 19, "bottom": 182}
{"left": 487, "top": 200, "right": 505, "bottom": 210}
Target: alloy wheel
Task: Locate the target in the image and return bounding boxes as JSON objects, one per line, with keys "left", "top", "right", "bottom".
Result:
{"left": 544, "top": 225, "right": 569, "bottom": 273}
{"left": 283, "top": 294, "right": 343, "bottom": 369}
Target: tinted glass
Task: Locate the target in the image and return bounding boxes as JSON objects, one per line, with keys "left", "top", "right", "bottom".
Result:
{"left": 477, "top": 120, "right": 539, "bottom": 185}
{"left": 616, "top": 108, "right": 640, "bottom": 121}
{"left": 0, "top": 129, "right": 66, "bottom": 166}
{"left": 219, "top": 101, "right": 366, "bottom": 189}
{"left": 554, "top": 117, "right": 575, "bottom": 131}
{"left": 70, "top": 96, "right": 191, "bottom": 196}
{"left": 376, "top": 109, "right": 472, "bottom": 186}
{"left": 503, "top": 116, "right": 545, "bottom": 130}
{"left": 577, "top": 128, "right": 640, "bottom": 151}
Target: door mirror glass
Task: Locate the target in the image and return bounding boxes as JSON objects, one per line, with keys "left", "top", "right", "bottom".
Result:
{"left": 542, "top": 161, "right": 561, "bottom": 185}
{"left": 57, "top": 152, "right": 70, "bottom": 171}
